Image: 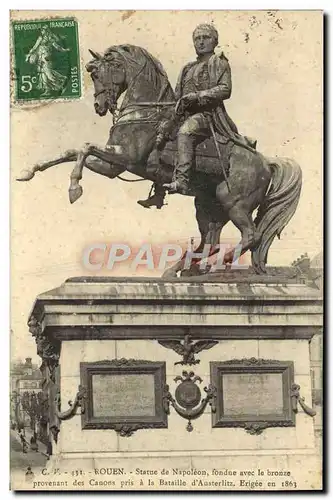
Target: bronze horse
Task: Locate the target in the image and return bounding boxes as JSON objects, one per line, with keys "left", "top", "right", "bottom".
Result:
{"left": 17, "top": 44, "right": 302, "bottom": 276}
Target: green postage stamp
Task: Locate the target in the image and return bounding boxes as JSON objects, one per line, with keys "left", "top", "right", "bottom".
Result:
{"left": 11, "top": 18, "right": 81, "bottom": 102}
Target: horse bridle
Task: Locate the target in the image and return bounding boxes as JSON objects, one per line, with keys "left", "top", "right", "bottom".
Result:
{"left": 92, "top": 56, "right": 175, "bottom": 123}
{"left": 93, "top": 85, "right": 118, "bottom": 104}
{"left": 92, "top": 58, "right": 120, "bottom": 110}
{"left": 93, "top": 85, "right": 119, "bottom": 123}
{"left": 93, "top": 87, "right": 109, "bottom": 98}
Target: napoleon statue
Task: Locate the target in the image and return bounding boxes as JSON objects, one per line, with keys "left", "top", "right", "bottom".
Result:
{"left": 139, "top": 23, "right": 256, "bottom": 207}
{"left": 18, "top": 23, "right": 302, "bottom": 275}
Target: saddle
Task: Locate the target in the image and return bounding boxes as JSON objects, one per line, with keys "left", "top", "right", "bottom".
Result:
{"left": 140, "top": 136, "right": 233, "bottom": 209}
{"left": 147, "top": 134, "right": 234, "bottom": 182}
{"left": 139, "top": 125, "right": 256, "bottom": 209}
{"left": 164, "top": 135, "right": 234, "bottom": 177}
{"left": 150, "top": 118, "right": 256, "bottom": 178}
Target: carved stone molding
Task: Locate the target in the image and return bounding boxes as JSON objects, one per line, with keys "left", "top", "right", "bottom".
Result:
{"left": 107, "top": 422, "right": 165, "bottom": 437}
{"left": 158, "top": 335, "right": 218, "bottom": 365}
{"left": 162, "top": 384, "right": 172, "bottom": 415}
{"left": 28, "top": 315, "right": 60, "bottom": 382}
{"left": 244, "top": 422, "right": 270, "bottom": 435}
{"left": 56, "top": 385, "right": 87, "bottom": 421}
{"left": 48, "top": 325, "right": 321, "bottom": 342}
{"left": 290, "top": 383, "right": 317, "bottom": 417}
{"left": 243, "top": 421, "right": 295, "bottom": 435}
{"left": 89, "top": 358, "right": 158, "bottom": 367}
{"left": 49, "top": 387, "right": 61, "bottom": 444}
{"left": 165, "top": 371, "right": 215, "bottom": 432}
{"left": 28, "top": 316, "right": 61, "bottom": 453}
{"left": 218, "top": 357, "right": 282, "bottom": 366}
{"left": 50, "top": 425, "right": 60, "bottom": 444}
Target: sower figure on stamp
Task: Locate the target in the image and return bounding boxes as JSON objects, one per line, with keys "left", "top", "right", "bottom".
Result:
{"left": 139, "top": 23, "right": 256, "bottom": 207}
{"left": 26, "top": 25, "right": 70, "bottom": 97}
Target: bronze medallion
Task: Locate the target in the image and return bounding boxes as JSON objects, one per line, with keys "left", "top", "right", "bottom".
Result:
{"left": 175, "top": 379, "right": 201, "bottom": 409}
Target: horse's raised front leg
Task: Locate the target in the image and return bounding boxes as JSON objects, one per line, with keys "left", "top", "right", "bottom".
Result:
{"left": 16, "top": 150, "right": 78, "bottom": 181}
{"left": 68, "top": 143, "right": 128, "bottom": 204}
{"left": 69, "top": 148, "right": 86, "bottom": 204}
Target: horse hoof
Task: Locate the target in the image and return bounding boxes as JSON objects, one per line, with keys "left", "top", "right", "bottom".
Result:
{"left": 16, "top": 169, "right": 35, "bottom": 181}
{"left": 69, "top": 186, "right": 83, "bottom": 204}
{"left": 181, "top": 264, "right": 202, "bottom": 277}
{"left": 162, "top": 268, "right": 178, "bottom": 279}
{"left": 223, "top": 250, "right": 234, "bottom": 265}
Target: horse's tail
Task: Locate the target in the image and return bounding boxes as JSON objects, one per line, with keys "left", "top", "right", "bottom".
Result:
{"left": 251, "top": 157, "right": 302, "bottom": 273}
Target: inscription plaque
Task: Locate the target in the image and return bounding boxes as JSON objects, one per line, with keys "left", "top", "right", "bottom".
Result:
{"left": 223, "top": 373, "right": 284, "bottom": 416}
{"left": 210, "top": 359, "right": 295, "bottom": 432}
{"left": 80, "top": 359, "right": 168, "bottom": 434}
{"left": 92, "top": 373, "right": 155, "bottom": 417}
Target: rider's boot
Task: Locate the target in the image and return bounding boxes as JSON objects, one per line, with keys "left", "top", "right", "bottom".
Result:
{"left": 163, "top": 133, "right": 193, "bottom": 195}
{"left": 137, "top": 183, "right": 167, "bottom": 209}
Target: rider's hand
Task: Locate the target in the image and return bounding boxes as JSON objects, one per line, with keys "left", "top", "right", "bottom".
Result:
{"left": 175, "top": 92, "right": 198, "bottom": 115}
{"left": 181, "top": 92, "right": 198, "bottom": 105}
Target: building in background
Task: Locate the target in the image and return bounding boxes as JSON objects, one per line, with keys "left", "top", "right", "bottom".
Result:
{"left": 10, "top": 357, "right": 43, "bottom": 432}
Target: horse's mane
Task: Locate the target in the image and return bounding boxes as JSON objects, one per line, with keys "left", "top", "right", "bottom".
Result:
{"left": 104, "top": 44, "right": 175, "bottom": 102}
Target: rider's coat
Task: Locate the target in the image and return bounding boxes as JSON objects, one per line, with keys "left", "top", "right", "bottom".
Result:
{"left": 175, "top": 53, "right": 255, "bottom": 150}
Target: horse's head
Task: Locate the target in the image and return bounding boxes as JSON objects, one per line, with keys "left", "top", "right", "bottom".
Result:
{"left": 86, "top": 48, "right": 127, "bottom": 117}
{"left": 86, "top": 45, "right": 175, "bottom": 118}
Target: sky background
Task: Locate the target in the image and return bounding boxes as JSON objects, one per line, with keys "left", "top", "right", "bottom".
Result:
{"left": 11, "top": 10, "right": 323, "bottom": 364}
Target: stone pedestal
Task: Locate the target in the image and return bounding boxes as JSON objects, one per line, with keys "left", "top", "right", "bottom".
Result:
{"left": 28, "top": 276, "right": 322, "bottom": 490}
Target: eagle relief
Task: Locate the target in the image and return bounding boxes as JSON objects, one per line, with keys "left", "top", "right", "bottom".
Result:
{"left": 158, "top": 335, "right": 218, "bottom": 365}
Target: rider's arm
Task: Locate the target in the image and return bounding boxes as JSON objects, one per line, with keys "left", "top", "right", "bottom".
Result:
{"left": 197, "top": 59, "right": 232, "bottom": 107}
{"left": 174, "top": 64, "right": 191, "bottom": 100}
{"left": 52, "top": 40, "right": 70, "bottom": 52}
{"left": 174, "top": 78, "right": 182, "bottom": 101}
{"left": 27, "top": 36, "right": 42, "bottom": 55}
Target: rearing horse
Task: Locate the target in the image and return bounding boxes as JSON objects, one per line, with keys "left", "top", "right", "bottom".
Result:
{"left": 17, "top": 44, "right": 302, "bottom": 276}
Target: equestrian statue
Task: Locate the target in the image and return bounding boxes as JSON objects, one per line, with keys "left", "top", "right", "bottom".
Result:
{"left": 17, "top": 24, "right": 302, "bottom": 277}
